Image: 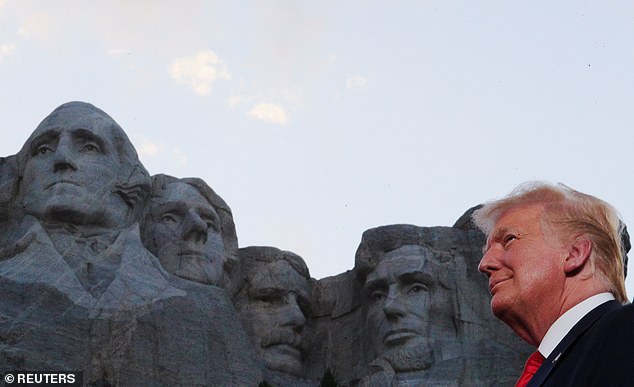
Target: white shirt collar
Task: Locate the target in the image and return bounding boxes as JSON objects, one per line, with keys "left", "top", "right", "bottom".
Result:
{"left": 538, "top": 292, "right": 615, "bottom": 358}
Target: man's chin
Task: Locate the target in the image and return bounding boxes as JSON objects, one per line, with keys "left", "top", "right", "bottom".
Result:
{"left": 167, "top": 256, "right": 223, "bottom": 286}
{"left": 380, "top": 338, "right": 434, "bottom": 373}
{"left": 490, "top": 295, "right": 512, "bottom": 318}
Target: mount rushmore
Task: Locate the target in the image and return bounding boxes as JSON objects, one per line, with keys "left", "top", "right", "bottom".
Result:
{"left": 0, "top": 101, "right": 560, "bottom": 385}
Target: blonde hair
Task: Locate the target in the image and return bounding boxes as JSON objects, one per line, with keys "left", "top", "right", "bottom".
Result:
{"left": 473, "top": 181, "right": 628, "bottom": 303}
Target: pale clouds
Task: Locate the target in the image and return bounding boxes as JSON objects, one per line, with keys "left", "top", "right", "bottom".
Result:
{"left": 228, "top": 87, "right": 301, "bottom": 125}
{"left": 248, "top": 103, "right": 289, "bottom": 125}
{"left": 228, "top": 87, "right": 302, "bottom": 110}
{"left": 346, "top": 75, "right": 368, "bottom": 91}
{"left": 137, "top": 139, "right": 164, "bottom": 158}
{"left": 18, "top": 12, "right": 52, "bottom": 38}
{"left": 0, "top": 43, "right": 16, "bottom": 62}
{"left": 170, "top": 50, "right": 230, "bottom": 96}
{"left": 136, "top": 139, "right": 186, "bottom": 166}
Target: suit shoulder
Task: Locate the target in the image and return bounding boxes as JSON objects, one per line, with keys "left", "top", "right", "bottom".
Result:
{"left": 588, "top": 302, "right": 634, "bottom": 359}
{"left": 597, "top": 302, "right": 634, "bottom": 329}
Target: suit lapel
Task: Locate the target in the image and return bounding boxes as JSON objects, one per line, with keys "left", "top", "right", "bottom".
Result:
{"left": 527, "top": 300, "right": 621, "bottom": 387}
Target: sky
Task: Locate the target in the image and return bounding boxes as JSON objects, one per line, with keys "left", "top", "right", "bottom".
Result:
{"left": 1, "top": 1, "right": 634, "bottom": 298}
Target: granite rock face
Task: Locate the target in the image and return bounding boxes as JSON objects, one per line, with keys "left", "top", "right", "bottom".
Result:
{"left": 0, "top": 102, "right": 263, "bottom": 385}
{"left": 0, "top": 101, "right": 565, "bottom": 385}
{"left": 0, "top": 274, "right": 263, "bottom": 385}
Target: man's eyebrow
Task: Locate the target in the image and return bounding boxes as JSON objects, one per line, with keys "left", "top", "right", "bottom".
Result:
{"left": 483, "top": 226, "right": 509, "bottom": 253}
{"left": 71, "top": 128, "right": 106, "bottom": 149}
{"left": 154, "top": 200, "right": 220, "bottom": 221}
{"left": 397, "top": 271, "right": 434, "bottom": 286}
{"left": 153, "top": 201, "right": 187, "bottom": 214}
{"left": 29, "top": 129, "right": 60, "bottom": 152}
{"left": 363, "top": 278, "right": 388, "bottom": 292}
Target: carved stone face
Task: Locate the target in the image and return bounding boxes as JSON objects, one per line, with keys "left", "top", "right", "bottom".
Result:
{"left": 239, "top": 259, "right": 310, "bottom": 376}
{"left": 364, "top": 245, "right": 439, "bottom": 358}
{"left": 20, "top": 106, "right": 128, "bottom": 227}
{"left": 142, "top": 181, "right": 226, "bottom": 285}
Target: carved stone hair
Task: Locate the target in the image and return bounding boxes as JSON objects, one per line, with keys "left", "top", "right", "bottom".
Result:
{"left": 236, "top": 246, "right": 310, "bottom": 296}
{"left": 354, "top": 224, "right": 456, "bottom": 286}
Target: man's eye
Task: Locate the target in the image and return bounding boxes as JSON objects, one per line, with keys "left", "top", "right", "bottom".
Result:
{"left": 371, "top": 291, "right": 386, "bottom": 303}
{"left": 35, "top": 145, "right": 54, "bottom": 156}
{"left": 202, "top": 217, "right": 219, "bottom": 232}
{"left": 81, "top": 143, "right": 101, "bottom": 153}
{"left": 503, "top": 234, "right": 518, "bottom": 246}
{"left": 408, "top": 284, "right": 428, "bottom": 295}
{"left": 160, "top": 214, "right": 178, "bottom": 224}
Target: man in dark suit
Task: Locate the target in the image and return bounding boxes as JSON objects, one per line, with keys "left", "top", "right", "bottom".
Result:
{"left": 474, "top": 182, "right": 634, "bottom": 386}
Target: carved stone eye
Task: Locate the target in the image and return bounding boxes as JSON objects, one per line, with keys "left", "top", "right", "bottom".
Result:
{"left": 82, "top": 143, "right": 100, "bottom": 153}
{"left": 160, "top": 213, "right": 178, "bottom": 224}
{"left": 36, "top": 145, "right": 54, "bottom": 155}
{"left": 371, "top": 291, "right": 386, "bottom": 303}
{"left": 202, "top": 216, "right": 218, "bottom": 231}
{"left": 408, "top": 284, "right": 428, "bottom": 295}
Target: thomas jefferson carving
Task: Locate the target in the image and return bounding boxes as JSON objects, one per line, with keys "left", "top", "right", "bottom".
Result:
{"left": 141, "top": 174, "right": 238, "bottom": 287}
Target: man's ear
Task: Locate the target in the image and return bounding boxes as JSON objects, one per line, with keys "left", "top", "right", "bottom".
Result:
{"left": 564, "top": 235, "right": 593, "bottom": 274}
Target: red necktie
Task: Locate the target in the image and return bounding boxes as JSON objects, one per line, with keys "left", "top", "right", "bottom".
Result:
{"left": 516, "top": 351, "right": 545, "bottom": 387}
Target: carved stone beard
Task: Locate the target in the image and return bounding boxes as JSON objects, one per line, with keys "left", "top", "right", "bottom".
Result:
{"left": 377, "top": 337, "right": 435, "bottom": 373}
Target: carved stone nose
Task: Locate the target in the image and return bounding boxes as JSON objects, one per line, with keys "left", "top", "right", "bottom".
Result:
{"left": 183, "top": 211, "right": 208, "bottom": 244}
{"left": 283, "top": 293, "right": 306, "bottom": 329}
{"left": 52, "top": 145, "right": 77, "bottom": 173}
{"left": 383, "top": 296, "right": 406, "bottom": 319}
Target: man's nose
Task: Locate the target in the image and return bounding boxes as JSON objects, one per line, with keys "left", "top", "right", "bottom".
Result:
{"left": 282, "top": 293, "right": 306, "bottom": 332}
{"left": 383, "top": 287, "right": 406, "bottom": 319}
{"left": 53, "top": 136, "right": 77, "bottom": 173}
{"left": 182, "top": 210, "right": 208, "bottom": 244}
{"left": 478, "top": 248, "right": 500, "bottom": 276}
